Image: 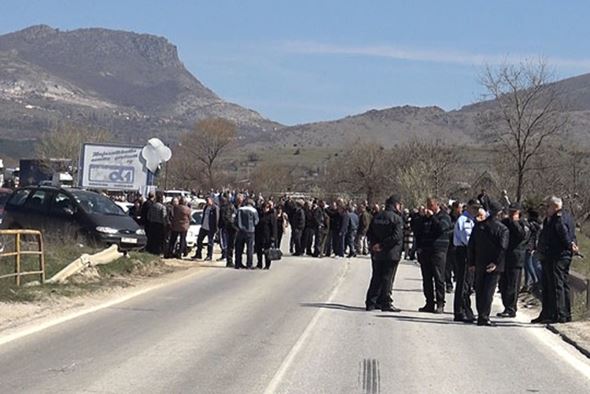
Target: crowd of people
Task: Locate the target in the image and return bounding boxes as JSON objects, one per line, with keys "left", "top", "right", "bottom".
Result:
{"left": 365, "top": 190, "right": 578, "bottom": 327}
{"left": 122, "top": 187, "right": 578, "bottom": 326}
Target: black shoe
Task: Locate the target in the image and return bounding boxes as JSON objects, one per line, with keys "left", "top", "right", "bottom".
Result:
{"left": 418, "top": 304, "right": 435, "bottom": 313}
{"left": 445, "top": 285, "right": 453, "bottom": 294}
{"left": 381, "top": 305, "right": 401, "bottom": 312}
{"left": 191, "top": 255, "right": 202, "bottom": 260}
{"left": 226, "top": 263, "right": 235, "bottom": 268}
{"left": 463, "top": 317, "right": 476, "bottom": 324}
{"left": 366, "top": 305, "right": 377, "bottom": 311}
{"left": 496, "top": 311, "right": 516, "bottom": 318}
{"left": 477, "top": 319, "right": 496, "bottom": 327}
{"left": 454, "top": 314, "right": 466, "bottom": 322}
{"left": 256, "top": 265, "right": 263, "bottom": 269}
{"left": 216, "top": 256, "right": 225, "bottom": 262}
{"left": 235, "top": 265, "right": 245, "bottom": 270}
{"left": 531, "top": 316, "right": 553, "bottom": 324}
{"left": 434, "top": 305, "right": 444, "bottom": 314}
{"left": 263, "top": 266, "right": 270, "bottom": 270}
{"left": 204, "top": 256, "right": 212, "bottom": 262}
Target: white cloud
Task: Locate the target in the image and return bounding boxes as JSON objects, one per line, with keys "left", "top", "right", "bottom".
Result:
{"left": 283, "top": 41, "right": 590, "bottom": 69}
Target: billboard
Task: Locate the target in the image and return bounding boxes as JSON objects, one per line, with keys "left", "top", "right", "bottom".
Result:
{"left": 79, "top": 143, "right": 150, "bottom": 191}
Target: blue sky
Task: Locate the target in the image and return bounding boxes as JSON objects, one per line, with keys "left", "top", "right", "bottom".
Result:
{"left": 2, "top": 0, "right": 590, "bottom": 125}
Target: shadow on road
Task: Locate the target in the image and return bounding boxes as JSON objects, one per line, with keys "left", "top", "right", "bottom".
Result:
{"left": 301, "top": 302, "right": 366, "bottom": 312}
{"left": 376, "top": 314, "right": 536, "bottom": 328}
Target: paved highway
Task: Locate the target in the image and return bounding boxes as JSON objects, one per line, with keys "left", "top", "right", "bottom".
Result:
{"left": 1, "top": 256, "right": 589, "bottom": 393}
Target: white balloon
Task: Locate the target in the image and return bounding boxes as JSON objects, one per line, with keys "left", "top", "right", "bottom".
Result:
{"left": 141, "top": 138, "right": 172, "bottom": 173}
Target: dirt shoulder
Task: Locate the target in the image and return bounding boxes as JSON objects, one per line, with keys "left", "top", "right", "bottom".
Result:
{"left": 0, "top": 255, "right": 208, "bottom": 336}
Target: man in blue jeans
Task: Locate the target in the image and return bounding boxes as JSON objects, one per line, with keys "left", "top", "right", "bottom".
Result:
{"left": 235, "top": 199, "right": 259, "bottom": 269}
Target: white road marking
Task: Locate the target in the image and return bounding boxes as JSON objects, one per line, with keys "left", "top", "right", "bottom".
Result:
{"left": 264, "top": 260, "right": 351, "bottom": 394}
{"left": 0, "top": 268, "right": 205, "bottom": 348}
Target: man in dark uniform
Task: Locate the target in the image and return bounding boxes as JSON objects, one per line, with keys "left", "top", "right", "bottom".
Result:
{"left": 468, "top": 200, "right": 509, "bottom": 327}
{"left": 498, "top": 202, "right": 529, "bottom": 318}
{"left": 365, "top": 195, "right": 404, "bottom": 312}
{"left": 414, "top": 197, "right": 453, "bottom": 314}
{"left": 533, "top": 196, "right": 578, "bottom": 324}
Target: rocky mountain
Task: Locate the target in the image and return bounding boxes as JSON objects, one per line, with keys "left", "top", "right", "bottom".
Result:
{"left": 0, "top": 25, "right": 281, "bottom": 147}
{"left": 265, "top": 72, "right": 590, "bottom": 149}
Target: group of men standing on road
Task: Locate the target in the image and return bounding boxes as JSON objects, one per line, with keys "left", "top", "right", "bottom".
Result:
{"left": 364, "top": 193, "right": 578, "bottom": 327}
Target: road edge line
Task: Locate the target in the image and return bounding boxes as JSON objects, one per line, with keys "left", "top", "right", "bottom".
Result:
{"left": 0, "top": 267, "right": 206, "bottom": 348}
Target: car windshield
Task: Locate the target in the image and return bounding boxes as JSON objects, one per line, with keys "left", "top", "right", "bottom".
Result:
{"left": 191, "top": 211, "right": 203, "bottom": 225}
{"left": 71, "top": 191, "right": 125, "bottom": 216}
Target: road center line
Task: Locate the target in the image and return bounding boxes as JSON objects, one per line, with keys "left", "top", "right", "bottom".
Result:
{"left": 263, "top": 260, "right": 351, "bottom": 394}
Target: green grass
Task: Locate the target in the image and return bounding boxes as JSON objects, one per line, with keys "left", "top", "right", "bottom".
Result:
{"left": 0, "top": 234, "right": 166, "bottom": 302}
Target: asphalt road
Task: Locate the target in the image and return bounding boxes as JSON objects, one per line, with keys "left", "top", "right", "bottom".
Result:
{"left": 1, "top": 256, "right": 590, "bottom": 393}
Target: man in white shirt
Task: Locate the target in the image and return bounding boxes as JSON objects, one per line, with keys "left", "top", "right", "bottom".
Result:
{"left": 452, "top": 199, "right": 480, "bottom": 323}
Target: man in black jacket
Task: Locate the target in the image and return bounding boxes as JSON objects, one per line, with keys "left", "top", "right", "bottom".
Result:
{"left": 498, "top": 202, "right": 529, "bottom": 318}
{"left": 468, "top": 200, "right": 509, "bottom": 326}
{"left": 414, "top": 197, "right": 453, "bottom": 313}
{"left": 291, "top": 200, "right": 306, "bottom": 256}
{"left": 365, "top": 195, "right": 404, "bottom": 312}
{"left": 533, "top": 196, "right": 578, "bottom": 324}
{"left": 219, "top": 195, "right": 238, "bottom": 267}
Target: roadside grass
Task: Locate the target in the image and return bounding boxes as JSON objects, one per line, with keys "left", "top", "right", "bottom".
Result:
{"left": 0, "top": 234, "right": 166, "bottom": 303}
{"left": 571, "top": 230, "right": 590, "bottom": 320}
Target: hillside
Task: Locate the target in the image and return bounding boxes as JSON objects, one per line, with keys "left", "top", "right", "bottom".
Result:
{"left": 0, "top": 25, "right": 281, "bottom": 148}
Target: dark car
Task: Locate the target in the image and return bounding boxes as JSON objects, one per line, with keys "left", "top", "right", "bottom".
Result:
{"left": 1, "top": 186, "right": 147, "bottom": 251}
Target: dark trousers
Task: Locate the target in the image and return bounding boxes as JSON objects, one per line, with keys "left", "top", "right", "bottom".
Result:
{"left": 453, "top": 246, "right": 474, "bottom": 319}
{"left": 147, "top": 223, "right": 166, "bottom": 255}
{"left": 194, "top": 228, "right": 214, "bottom": 259}
{"left": 303, "top": 227, "right": 315, "bottom": 255}
{"left": 475, "top": 270, "right": 501, "bottom": 321}
{"left": 446, "top": 245, "right": 456, "bottom": 287}
{"left": 313, "top": 228, "right": 323, "bottom": 256}
{"left": 418, "top": 248, "right": 447, "bottom": 306}
{"left": 235, "top": 232, "right": 254, "bottom": 268}
{"left": 330, "top": 231, "right": 344, "bottom": 257}
{"left": 554, "top": 257, "right": 572, "bottom": 321}
{"left": 318, "top": 228, "right": 329, "bottom": 257}
{"left": 540, "top": 259, "right": 556, "bottom": 320}
{"left": 167, "top": 231, "right": 187, "bottom": 258}
{"left": 292, "top": 228, "right": 304, "bottom": 255}
{"left": 500, "top": 268, "right": 522, "bottom": 314}
{"left": 366, "top": 258, "right": 400, "bottom": 309}
{"left": 256, "top": 249, "right": 271, "bottom": 269}
{"left": 346, "top": 230, "right": 357, "bottom": 256}
{"left": 224, "top": 228, "right": 237, "bottom": 266}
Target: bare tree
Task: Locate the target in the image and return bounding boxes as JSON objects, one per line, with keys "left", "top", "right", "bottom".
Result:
{"left": 178, "top": 118, "right": 236, "bottom": 189}
{"left": 479, "top": 60, "right": 568, "bottom": 201}
{"left": 35, "top": 122, "right": 112, "bottom": 171}
{"left": 393, "top": 139, "right": 459, "bottom": 208}
{"left": 324, "top": 142, "right": 395, "bottom": 204}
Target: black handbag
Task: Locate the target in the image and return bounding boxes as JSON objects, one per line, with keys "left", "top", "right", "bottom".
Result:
{"left": 268, "top": 243, "right": 283, "bottom": 261}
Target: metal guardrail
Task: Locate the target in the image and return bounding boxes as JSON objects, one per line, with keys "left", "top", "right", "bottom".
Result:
{"left": 0, "top": 229, "right": 45, "bottom": 286}
{"left": 570, "top": 270, "right": 590, "bottom": 312}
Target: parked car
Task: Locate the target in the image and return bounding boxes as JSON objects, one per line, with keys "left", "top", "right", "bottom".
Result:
{"left": 163, "top": 190, "right": 191, "bottom": 203}
{"left": 186, "top": 209, "right": 203, "bottom": 251}
{"left": 114, "top": 201, "right": 134, "bottom": 214}
{"left": 1, "top": 186, "right": 147, "bottom": 251}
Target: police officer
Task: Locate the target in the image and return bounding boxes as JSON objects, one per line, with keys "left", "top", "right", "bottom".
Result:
{"left": 365, "top": 195, "right": 404, "bottom": 312}
{"left": 468, "top": 200, "right": 509, "bottom": 327}
{"left": 414, "top": 197, "right": 453, "bottom": 314}
{"left": 498, "top": 202, "right": 529, "bottom": 318}
{"left": 533, "top": 196, "right": 578, "bottom": 324}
